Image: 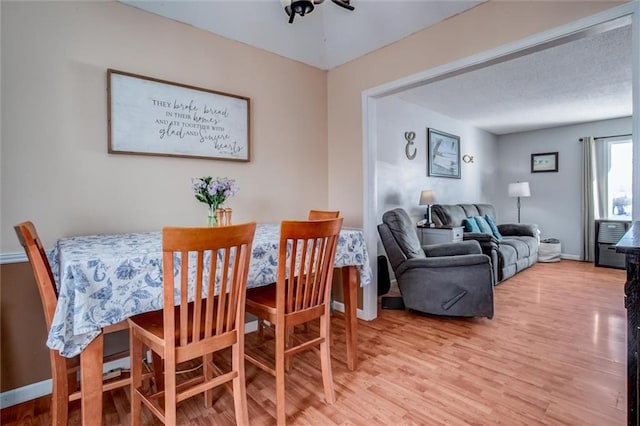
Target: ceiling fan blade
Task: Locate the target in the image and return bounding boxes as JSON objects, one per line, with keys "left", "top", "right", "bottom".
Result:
{"left": 313, "top": 0, "right": 325, "bottom": 4}
{"left": 331, "top": 0, "right": 354, "bottom": 11}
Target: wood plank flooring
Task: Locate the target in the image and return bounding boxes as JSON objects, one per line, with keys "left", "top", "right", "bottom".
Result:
{"left": 1, "top": 260, "right": 627, "bottom": 425}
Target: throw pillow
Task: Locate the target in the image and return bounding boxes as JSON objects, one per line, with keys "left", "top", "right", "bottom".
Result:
{"left": 464, "top": 217, "right": 481, "bottom": 233}
{"left": 484, "top": 214, "right": 503, "bottom": 240}
{"left": 473, "top": 215, "right": 493, "bottom": 236}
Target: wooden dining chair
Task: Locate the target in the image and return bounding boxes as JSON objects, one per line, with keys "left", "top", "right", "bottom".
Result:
{"left": 14, "top": 221, "right": 150, "bottom": 425}
{"left": 257, "top": 209, "right": 341, "bottom": 339}
{"left": 128, "top": 223, "right": 256, "bottom": 425}
{"left": 308, "top": 209, "right": 340, "bottom": 220}
{"left": 245, "top": 218, "right": 343, "bottom": 425}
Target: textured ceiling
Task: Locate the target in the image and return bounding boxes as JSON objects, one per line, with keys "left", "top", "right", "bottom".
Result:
{"left": 119, "top": 0, "right": 483, "bottom": 70}
{"left": 399, "top": 24, "right": 633, "bottom": 135}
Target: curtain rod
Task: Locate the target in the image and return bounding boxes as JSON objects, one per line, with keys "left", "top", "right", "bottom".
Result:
{"left": 579, "top": 133, "right": 632, "bottom": 141}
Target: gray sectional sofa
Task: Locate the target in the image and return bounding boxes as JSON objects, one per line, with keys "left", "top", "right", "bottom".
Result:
{"left": 431, "top": 204, "right": 539, "bottom": 283}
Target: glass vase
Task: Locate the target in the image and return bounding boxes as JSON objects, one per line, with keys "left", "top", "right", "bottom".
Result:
{"left": 208, "top": 205, "right": 218, "bottom": 227}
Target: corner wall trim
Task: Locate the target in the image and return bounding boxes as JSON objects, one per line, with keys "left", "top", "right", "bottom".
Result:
{"left": 0, "top": 356, "right": 131, "bottom": 409}
{"left": 0, "top": 252, "right": 28, "bottom": 265}
{"left": 561, "top": 254, "right": 582, "bottom": 261}
{"left": 0, "top": 379, "right": 52, "bottom": 410}
{"left": 331, "top": 301, "right": 371, "bottom": 321}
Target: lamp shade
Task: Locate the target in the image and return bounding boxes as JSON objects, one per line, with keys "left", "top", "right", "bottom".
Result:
{"left": 508, "top": 182, "right": 530, "bottom": 197}
{"left": 419, "top": 190, "right": 436, "bottom": 205}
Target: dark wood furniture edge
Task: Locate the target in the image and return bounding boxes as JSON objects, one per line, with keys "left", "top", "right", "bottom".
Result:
{"left": 616, "top": 221, "right": 640, "bottom": 426}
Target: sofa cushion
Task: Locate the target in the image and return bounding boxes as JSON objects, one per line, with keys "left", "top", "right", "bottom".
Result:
{"left": 432, "top": 205, "right": 469, "bottom": 227}
{"left": 464, "top": 218, "right": 481, "bottom": 233}
{"left": 484, "top": 214, "right": 503, "bottom": 240}
{"left": 382, "top": 208, "right": 426, "bottom": 259}
{"left": 498, "top": 243, "right": 517, "bottom": 267}
{"left": 459, "top": 204, "right": 480, "bottom": 218}
{"left": 476, "top": 204, "right": 497, "bottom": 219}
{"left": 507, "top": 236, "right": 538, "bottom": 256}
{"left": 501, "top": 238, "right": 531, "bottom": 259}
{"left": 473, "top": 216, "right": 493, "bottom": 235}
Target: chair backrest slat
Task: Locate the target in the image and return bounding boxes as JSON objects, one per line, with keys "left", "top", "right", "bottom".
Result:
{"left": 278, "top": 219, "right": 342, "bottom": 316}
{"left": 224, "top": 247, "right": 241, "bottom": 332}
{"left": 216, "top": 247, "right": 229, "bottom": 334}
{"left": 162, "top": 224, "right": 255, "bottom": 350}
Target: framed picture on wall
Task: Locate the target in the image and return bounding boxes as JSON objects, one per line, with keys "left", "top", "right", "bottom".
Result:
{"left": 427, "top": 128, "right": 461, "bottom": 179}
{"left": 531, "top": 152, "right": 558, "bottom": 173}
{"left": 108, "top": 69, "right": 251, "bottom": 162}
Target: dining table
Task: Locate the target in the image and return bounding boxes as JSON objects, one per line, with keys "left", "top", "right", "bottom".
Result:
{"left": 47, "top": 223, "right": 372, "bottom": 425}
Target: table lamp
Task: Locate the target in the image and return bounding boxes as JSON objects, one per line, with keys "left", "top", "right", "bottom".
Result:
{"left": 508, "top": 182, "right": 530, "bottom": 223}
{"left": 419, "top": 189, "right": 436, "bottom": 227}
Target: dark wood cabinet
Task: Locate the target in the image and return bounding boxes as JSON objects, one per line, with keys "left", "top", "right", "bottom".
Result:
{"left": 615, "top": 222, "right": 640, "bottom": 426}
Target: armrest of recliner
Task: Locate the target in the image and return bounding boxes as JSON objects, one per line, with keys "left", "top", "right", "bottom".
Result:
{"left": 497, "top": 223, "right": 539, "bottom": 237}
{"left": 422, "top": 240, "right": 481, "bottom": 257}
{"left": 463, "top": 232, "right": 499, "bottom": 245}
{"left": 396, "top": 253, "right": 490, "bottom": 275}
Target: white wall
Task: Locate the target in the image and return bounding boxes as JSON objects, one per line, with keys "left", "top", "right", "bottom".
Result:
{"left": 495, "top": 117, "right": 632, "bottom": 257}
{"left": 376, "top": 96, "right": 498, "bottom": 225}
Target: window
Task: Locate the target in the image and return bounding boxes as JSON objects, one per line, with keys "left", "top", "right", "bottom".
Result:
{"left": 605, "top": 137, "right": 632, "bottom": 219}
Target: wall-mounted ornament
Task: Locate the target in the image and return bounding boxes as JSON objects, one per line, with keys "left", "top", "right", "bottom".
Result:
{"left": 404, "top": 131, "right": 417, "bottom": 160}
{"left": 462, "top": 154, "right": 474, "bottom": 163}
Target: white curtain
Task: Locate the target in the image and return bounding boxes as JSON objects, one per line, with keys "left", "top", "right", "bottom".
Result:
{"left": 580, "top": 136, "right": 607, "bottom": 261}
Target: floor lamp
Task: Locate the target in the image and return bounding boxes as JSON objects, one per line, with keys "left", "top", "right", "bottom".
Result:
{"left": 508, "top": 182, "right": 530, "bottom": 223}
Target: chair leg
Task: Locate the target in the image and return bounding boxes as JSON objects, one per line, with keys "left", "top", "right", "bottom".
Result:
{"left": 164, "top": 358, "right": 177, "bottom": 426}
{"left": 285, "top": 326, "right": 293, "bottom": 372}
{"left": 275, "top": 321, "right": 287, "bottom": 426}
{"left": 257, "top": 319, "right": 265, "bottom": 340}
{"left": 231, "top": 339, "right": 249, "bottom": 425}
{"left": 203, "top": 353, "right": 213, "bottom": 408}
{"left": 319, "top": 313, "right": 336, "bottom": 404}
{"left": 51, "top": 355, "right": 70, "bottom": 426}
{"left": 152, "top": 352, "right": 164, "bottom": 392}
{"left": 130, "top": 333, "right": 144, "bottom": 426}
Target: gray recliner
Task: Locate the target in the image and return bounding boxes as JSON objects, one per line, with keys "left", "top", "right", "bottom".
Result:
{"left": 378, "top": 208, "right": 494, "bottom": 319}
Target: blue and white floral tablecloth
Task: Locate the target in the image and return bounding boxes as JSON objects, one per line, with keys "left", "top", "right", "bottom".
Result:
{"left": 47, "top": 224, "right": 371, "bottom": 357}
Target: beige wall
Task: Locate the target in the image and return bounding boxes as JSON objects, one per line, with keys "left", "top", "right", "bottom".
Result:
{"left": 327, "top": 1, "right": 623, "bottom": 227}
{"left": 0, "top": 0, "right": 327, "bottom": 392}
{"left": 1, "top": 1, "right": 328, "bottom": 253}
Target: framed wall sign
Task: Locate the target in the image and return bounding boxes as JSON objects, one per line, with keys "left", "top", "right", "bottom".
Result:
{"left": 531, "top": 152, "right": 558, "bottom": 172}
{"left": 107, "top": 69, "right": 250, "bottom": 162}
{"left": 427, "top": 128, "right": 461, "bottom": 179}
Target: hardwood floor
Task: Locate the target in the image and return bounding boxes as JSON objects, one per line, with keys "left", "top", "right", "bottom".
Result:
{"left": 1, "top": 260, "right": 627, "bottom": 425}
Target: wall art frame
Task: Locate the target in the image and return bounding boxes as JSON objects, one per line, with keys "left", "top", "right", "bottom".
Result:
{"left": 427, "top": 128, "right": 461, "bottom": 179}
{"left": 107, "top": 69, "right": 250, "bottom": 162}
{"left": 531, "top": 152, "right": 558, "bottom": 173}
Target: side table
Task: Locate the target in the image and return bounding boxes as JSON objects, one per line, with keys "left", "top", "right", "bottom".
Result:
{"left": 417, "top": 226, "right": 464, "bottom": 245}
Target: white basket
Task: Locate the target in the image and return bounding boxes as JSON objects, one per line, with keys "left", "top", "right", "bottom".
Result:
{"left": 539, "top": 242, "right": 561, "bottom": 263}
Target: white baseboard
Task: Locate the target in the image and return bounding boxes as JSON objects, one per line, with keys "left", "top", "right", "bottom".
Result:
{"left": 0, "top": 356, "right": 131, "bottom": 409}
{"left": 560, "top": 253, "right": 581, "bottom": 261}
{"left": 0, "top": 320, "right": 261, "bottom": 409}
{"left": 0, "top": 379, "right": 52, "bottom": 410}
{"left": 0, "top": 251, "right": 28, "bottom": 264}
{"left": 331, "top": 301, "right": 371, "bottom": 321}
